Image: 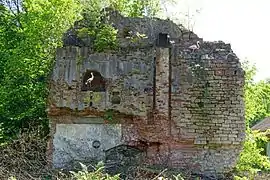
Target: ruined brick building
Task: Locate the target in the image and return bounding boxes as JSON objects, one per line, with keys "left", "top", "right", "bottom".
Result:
{"left": 47, "top": 10, "right": 246, "bottom": 177}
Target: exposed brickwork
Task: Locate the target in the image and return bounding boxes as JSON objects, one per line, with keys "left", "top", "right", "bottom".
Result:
{"left": 47, "top": 10, "right": 245, "bottom": 177}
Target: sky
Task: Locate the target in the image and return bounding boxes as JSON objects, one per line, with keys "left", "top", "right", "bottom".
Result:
{"left": 164, "top": 0, "right": 270, "bottom": 81}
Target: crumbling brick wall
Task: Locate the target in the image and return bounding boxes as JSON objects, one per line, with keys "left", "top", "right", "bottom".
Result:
{"left": 47, "top": 9, "right": 245, "bottom": 177}
{"left": 168, "top": 41, "right": 245, "bottom": 173}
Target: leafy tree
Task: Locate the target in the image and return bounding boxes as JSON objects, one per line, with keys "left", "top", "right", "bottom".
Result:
{"left": 243, "top": 61, "right": 270, "bottom": 127}
{"left": 236, "top": 129, "right": 270, "bottom": 177}
{"left": 0, "top": 0, "right": 82, "bottom": 141}
{"left": 236, "top": 61, "right": 270, "bottom": 176}
{"left": 81, "top": 0, "right": 161, "bottom": 18}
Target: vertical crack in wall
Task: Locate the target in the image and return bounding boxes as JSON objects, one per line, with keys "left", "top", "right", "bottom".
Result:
{"left": 168, "top": 46, "right": 173, "bottom": 137}
{"left": 149, "top": 56, "right": 156, "bottom": 125}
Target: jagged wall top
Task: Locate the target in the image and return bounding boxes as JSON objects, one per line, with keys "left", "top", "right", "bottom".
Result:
{"left": 62, "top": 9, "right": 197, "bottom": 48}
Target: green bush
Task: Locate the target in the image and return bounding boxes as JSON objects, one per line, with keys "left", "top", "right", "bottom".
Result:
{"left": 93, "top": 24, "right": 119, "bottom": 52}
{"left": 233, "top": 175, "right": 248, "bottom": 180}
{"left": 236, "top": 130, "right": 270, "bottom": 175}
{"left": 70, "top": 162, "right": 120, "bottom": 180}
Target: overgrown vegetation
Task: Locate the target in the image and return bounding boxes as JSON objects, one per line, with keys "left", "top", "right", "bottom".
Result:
{"left": 0, "top": 129, "right": 188, "bottom": 179}
{"left": 76, "top": 0, "right": 161, "bottom": 52}
{"left": 1, "top": 0, "right": 270, "bottom": 179}
{"left": 236, "top": 130, "right": 270, "bottom": 178}
{"left": 0, "top": 134, "right": 121, "bottom": 180}
{"left": 233, "top": 61, "right": 270, "bottom": 179}
{"left": 0, "top": 0, "right": 82, "bottom": 142}
{"left": 69, "top": 162, "right": 121, "bottom": 180}
{"left": 243, "top": 61, "right": 270, "bottom": 127}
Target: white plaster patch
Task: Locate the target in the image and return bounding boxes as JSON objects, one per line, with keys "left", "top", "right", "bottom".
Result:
{"left": 52, "top": 124, "right": 122, "bottom": 168}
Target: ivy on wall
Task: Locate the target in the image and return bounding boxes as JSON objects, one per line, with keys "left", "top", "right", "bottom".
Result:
{"left": 104, "top": 109, "right": 114, "bottom": 123}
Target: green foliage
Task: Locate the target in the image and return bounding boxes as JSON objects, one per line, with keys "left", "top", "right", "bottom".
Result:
{"left": 243, "top": 61, "right": 270, "bottom": 127}
{"left": 0, "top": 0, "right": 82, "bottom": 141}
{"left": 94, "top": 24, "right": 119, "bottom": 52}
{"left": 172, "top": 174, "right": 185, "bottom": 180}
{"left": 104, "top": 0, "right": 161, "bottom": 17}
{"left": 236, "top": 130, "right": 270, "bottom": 174}
{"left": 78, "top": 0, "right": 161, "bottom": 52}
{"left": 129, "top": 31, "right": 148, "bottom": 44}
{"left": 8, "top": 177, "right": 16, "bottom": 180}
{"left": 77, "top": 27, "right": 95, "bottom": 38}
{"left": 233, "top": 175, "right": 248, "bottom": 180}
{"left": 7, "top": 162, "right": 121, "bottom": 180}
{"left": 70, "top": 162, "right": 120, "bottom": 180}
{"left": 234, "top": 61, "right": 270, "bottom": 177}
{"left": 104, "top": 109, "right": 114, "bottom": 122}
